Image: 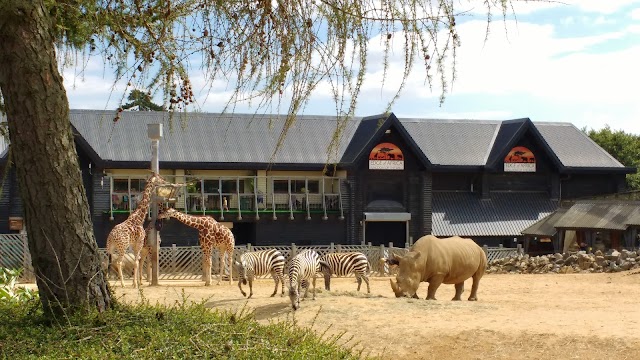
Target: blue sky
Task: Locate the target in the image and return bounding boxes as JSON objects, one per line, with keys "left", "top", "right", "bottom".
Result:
{"left": 63, "top": 0, "right": 640, "bottom": 134}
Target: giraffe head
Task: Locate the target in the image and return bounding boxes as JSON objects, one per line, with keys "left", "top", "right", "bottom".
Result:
{"left": 157, "top": 207, "right": 178, "bottom": 220}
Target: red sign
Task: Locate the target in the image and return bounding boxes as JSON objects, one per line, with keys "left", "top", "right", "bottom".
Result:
{"left": 504, "top": 146, "right": 535, "bottom": 172}
{"left": 369, "top": 143, "right": 404, "bottom": 170}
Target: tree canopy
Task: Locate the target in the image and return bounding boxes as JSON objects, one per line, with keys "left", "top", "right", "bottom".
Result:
{"left": 121, "top": 89, "right": 164, "bottom": 111}
{"left": 585, "top": 126, "right": 640, "bottom": 191}
{"left": 0, "top": 0, "right": 546, "bottom": 314}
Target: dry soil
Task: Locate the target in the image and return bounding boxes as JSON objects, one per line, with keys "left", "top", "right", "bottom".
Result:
{"left": 110, "top": 271, "right": 640, "bottom": 360}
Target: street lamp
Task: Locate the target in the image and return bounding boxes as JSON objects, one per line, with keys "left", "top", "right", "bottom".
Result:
{"left": 147, "top": 123, "right": 162, "bottom": 286}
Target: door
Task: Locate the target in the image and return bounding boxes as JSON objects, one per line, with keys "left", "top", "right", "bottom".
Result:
{"left": 365, "top": 221, "right": 407, "bottom": 247}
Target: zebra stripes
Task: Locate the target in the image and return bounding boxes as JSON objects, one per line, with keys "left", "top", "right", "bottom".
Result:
{"left": 320, "top": 252, "right": 371, "bottom": 293}
{"left": 288, "top": 250, "right": 329, "bottom": 310}
{"left": 235, "top": 249, "right": 286, "bottom": 299}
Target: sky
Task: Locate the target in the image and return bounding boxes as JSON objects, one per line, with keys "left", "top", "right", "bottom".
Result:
{"left": 63, "top": 0, "right": 640, "bottom": 134}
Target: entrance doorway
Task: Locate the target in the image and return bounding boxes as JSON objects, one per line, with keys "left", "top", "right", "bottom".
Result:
{"left": 364, "top": 221, "right": 407, "bottom": 247}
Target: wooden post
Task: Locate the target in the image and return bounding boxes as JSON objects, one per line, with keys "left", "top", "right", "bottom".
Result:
{"left": 337, "top": 244, "right": 342, "bottom": 253}
{"left": 247, "top": 243, "right": 252, "bottom": 252}
{"left": 517, "top": 244, "right": 523, "bottom": 254}
{"left": 389, "top": 242, "right": 394, "bottom": 249}
{"left": 291, "top": 243, "right": 297, "bottom": 258}
{"left": 330, "top": 242, "right": 334, "bottom": 252}
{"left": 171, "top": 244, "right": 177, "bottom": 275}
{"left": 379, "top": 244, "right": 385, "bottom": 275}
{"left": 483, "top": 245, "right": 489, "bottom": 259}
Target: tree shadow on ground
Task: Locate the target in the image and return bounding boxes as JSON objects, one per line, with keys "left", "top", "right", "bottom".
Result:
{"left": 251, "top": 302, "right": 292, "bottom": 320}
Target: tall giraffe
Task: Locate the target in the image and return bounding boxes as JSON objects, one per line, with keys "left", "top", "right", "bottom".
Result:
{"left": 106, "top": 173, "right": 170, "bottom": 288}
{"left": 158, "top": 208, "right": 235, "bottom": 286}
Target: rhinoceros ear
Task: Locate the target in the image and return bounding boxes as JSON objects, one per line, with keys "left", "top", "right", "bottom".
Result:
{"left": 386, "top": 257, "right": 400, "bottom": 266}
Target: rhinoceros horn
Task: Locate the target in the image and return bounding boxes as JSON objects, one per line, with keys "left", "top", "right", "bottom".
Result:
{"left": 390, "top": 279, "right": 402, "bottom": 297}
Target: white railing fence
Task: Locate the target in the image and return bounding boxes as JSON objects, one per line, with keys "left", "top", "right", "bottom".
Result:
{"left": 0, "top": 234, "right": 523, "bottom": 282}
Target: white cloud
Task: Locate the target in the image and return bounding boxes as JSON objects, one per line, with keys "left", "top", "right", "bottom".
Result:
{"left": 566, "top": 0, "right": 640, "bottom": 14}
{"left": 631, "top": 7, "right": 640, "bottom": 19}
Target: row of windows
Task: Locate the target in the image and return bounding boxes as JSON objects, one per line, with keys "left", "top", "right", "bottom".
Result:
{"left": 112, "top": 178, "right": 321, "bottom": 194}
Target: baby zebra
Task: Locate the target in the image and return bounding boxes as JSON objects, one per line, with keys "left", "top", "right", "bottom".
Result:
{"left": 235, "top": 249, "right": 286, "bottom": 298}
{"left": 288, "top": 250, "right": 330, "bottom": 310}
{"left": 320, "top": 252, "right": 371, "bottom": 293}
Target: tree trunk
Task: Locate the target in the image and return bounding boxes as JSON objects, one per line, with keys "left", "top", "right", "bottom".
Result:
{"left": 0, "top": 1, "right": 111, "bottom": 314}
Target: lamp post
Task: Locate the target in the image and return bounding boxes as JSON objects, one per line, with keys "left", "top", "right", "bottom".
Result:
{"left": 148, "top": 123, "right": 163, "bottom": 286}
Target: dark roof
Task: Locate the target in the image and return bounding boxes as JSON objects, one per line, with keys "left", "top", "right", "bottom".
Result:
{"left": 534, "top": 123, "right": 625, "bottom": 169}
{"left": 484, "top": 119, "right": 529, "bottom": 169}
{"left": 554, "top": 201, "right": 640, "bottom": 230}
{"left": 520, "top": 207, "right": 569, "bottom": 236}
{"left": 340, "top": 114, "right": 389, "bottom": 164}
{"left": 70, "top": 110, "right": 361, "bottom": 166}
{"left": 432, "top": 192, "right": 558, "bottom": 237}
{"left": 0, "top": 109, "right": 622, "bottom": 172}
{"left": 399, "top": 118, "right": 499, "bottom": 166}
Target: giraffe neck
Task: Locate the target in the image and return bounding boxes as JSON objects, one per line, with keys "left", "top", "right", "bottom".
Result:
{"left": 168, "top": 211, "right": 202, "bottom": 229}
{"left": 128, "top": 178, "right": 155, "bottom": 225}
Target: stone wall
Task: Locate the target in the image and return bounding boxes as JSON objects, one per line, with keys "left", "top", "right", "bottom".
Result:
{"left": 487, "top": 249, "right": 640, "bottom": 274}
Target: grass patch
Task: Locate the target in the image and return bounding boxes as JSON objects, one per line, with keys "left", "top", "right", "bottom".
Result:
{"left": 0, "top": 294, "right": 367, "bottom": 359}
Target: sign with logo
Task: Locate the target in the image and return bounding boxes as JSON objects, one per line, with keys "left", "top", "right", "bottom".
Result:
{"left": 369, "top": 143, "right": 404, "bottom": 170}
{"left": 504, "top": 146, "right": 536, "bottom": 172}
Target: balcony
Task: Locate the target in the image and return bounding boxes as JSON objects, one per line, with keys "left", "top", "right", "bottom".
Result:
{"left": 106, "top": 175, "right": 345, "bottom": 220}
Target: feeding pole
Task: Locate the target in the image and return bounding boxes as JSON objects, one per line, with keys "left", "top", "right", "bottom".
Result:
{"left": 148, "top": 123, "right": 163, "bottom": 286}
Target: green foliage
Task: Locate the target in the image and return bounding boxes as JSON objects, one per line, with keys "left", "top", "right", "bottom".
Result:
{"left": 121, "top": 89, "right": 164, "bottom": 111}
{"left": 585, "top": 125, "right": 640, "bottom": 190}
{"left": 0, "top": 298, "right": 365, "bottom": 359}
{"left": 0, "top": 268, "right": 39, "bottom": 304}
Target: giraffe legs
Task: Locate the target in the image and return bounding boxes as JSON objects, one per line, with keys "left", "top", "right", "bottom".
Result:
{"left": 203, "top": 250, "right": 212, "bottom": 286}
{"left": 132, "top": 227, "right": 145, "bottom": 288}
{"left": 115, "top": 254, "right": 125, "bottom": 288}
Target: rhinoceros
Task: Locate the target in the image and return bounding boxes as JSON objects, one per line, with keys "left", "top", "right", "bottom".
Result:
{"left": 388, "top": 235, "right": 487, "bottom": 301}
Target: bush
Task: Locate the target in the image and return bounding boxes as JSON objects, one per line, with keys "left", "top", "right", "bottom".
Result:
{"left": 0, "top": 267, "right": 38, "bottom": 303}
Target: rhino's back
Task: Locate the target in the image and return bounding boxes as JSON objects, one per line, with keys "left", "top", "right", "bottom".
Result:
{"left": 413, "top": 235, "right": 486, "bottom": 284}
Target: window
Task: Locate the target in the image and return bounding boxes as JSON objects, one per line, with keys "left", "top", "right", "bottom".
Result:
{"left": 203, "top": 180, "right": 218, "bottom": 193}
{"left": 273, "top": 179, "right": 320, "bottom": 193}
{"left": 221, "top": 179, "right": 244, "bottom": 193}
{"left": 113, "top": 179, "right": 129, "bottom": 192}
{"left": 273, "top": 180, "right": 289, "bottom": 193}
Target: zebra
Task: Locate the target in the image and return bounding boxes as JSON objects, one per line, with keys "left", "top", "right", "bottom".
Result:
{"left": 319, "top": 252, "right": 371, "bottom": 293}
{"left": 288, "top": 249, "right": 330, "bottom": 310}
{"left": 235, "top": 249, "right": 286, "bottom": 299}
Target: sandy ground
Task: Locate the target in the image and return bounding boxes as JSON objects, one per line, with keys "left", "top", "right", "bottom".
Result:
{"left": 107, "top": 272, "right": 640, "bottom": 360}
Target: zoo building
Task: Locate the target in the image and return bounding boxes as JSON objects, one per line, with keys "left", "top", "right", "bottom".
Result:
{"left": 0, "top": 110, "right": 634, "bottom": 253}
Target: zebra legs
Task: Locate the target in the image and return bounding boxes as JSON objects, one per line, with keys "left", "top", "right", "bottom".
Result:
{"left": 356, "top": 274, "right": 371, "bottom": 293}
{"left": 270, "top": 272, "right": 282, "bottom": 297}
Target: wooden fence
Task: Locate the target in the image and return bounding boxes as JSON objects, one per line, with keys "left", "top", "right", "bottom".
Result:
{"left": 0, "top": 234, "right": 522, "bottom": 282}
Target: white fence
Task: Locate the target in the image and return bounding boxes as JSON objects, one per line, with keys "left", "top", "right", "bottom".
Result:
{"left": 0, "top": 234, "right": 522, "bottom": 282}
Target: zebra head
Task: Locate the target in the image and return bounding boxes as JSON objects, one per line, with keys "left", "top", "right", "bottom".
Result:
{"left": 288, "top": 281, "right": 300, "bottom": 310}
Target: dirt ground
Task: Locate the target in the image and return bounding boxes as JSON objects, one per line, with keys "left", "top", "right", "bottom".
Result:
{"left": 108, "top": 272, "right": 640, "bottom": 360}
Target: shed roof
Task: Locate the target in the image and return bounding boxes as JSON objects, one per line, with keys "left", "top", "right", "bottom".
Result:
{"left": 432, "top": 192, "right": 558, "bottom": 237}
{"left": 553, "top": 201, "right": 640, "bottom": 230}
{"left": 520, "top": 207, "right": 569, "bottom": 236}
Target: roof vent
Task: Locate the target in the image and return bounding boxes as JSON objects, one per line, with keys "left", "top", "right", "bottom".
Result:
{"left": 385, "top": 129, "right": 391, "bottom": 134}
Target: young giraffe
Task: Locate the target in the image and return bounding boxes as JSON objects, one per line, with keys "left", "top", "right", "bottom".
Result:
{"left": 106, "top": 173, "right": 170, "bottom": 288}
{"left": 158, "top": 208, "right": 235, "bottom": 286}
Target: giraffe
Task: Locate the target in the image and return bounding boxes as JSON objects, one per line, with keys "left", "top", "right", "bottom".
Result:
{"left": 157, "top": 208, "right": 235, "bottom": 286}
{"left": 106, "top": 173, "right": 171, "bottom": 288}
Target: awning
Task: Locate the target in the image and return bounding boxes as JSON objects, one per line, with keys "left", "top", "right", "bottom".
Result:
{"left": 432, "top": 192, "right": 558, "bottom": 237}
{"left": 364, "top": 212, "right": 411, "bottom": 222}
{"left": 554, "top": 201, "right": 639, "bottom": 230}
{"left": 521, "top": 207, "right": 569, "bottom": 236}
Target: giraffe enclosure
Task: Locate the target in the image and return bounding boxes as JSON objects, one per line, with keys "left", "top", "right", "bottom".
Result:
{"left": 111, "top": 271, "right": 640, "bottom": 360}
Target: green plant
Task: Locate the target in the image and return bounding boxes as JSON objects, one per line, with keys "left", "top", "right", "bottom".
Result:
{"left": 0, "top": 267, "right": 38, "bottom": 303}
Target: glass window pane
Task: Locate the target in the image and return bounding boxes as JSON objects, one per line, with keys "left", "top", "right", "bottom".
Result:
{"left": 204, "top": 180, "right": 218, "bottom": 193}
{"left": 221, "top": 180, "right": 236, "bottom": 193}
{"left": 113, "top": 179, "right": 129, "bottom": 192}
{"left": 273, "top": 180, "right": 289, "bottom": 193}
{"left": 307, "top": 180, "right": 319, "bottom": 193}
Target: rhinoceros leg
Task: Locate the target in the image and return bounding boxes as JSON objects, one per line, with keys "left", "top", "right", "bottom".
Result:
{"left": 426, "top": 276, "right": 444, "bottom": 300}
{"left": 468, "top": 268, "right": 484, "bottom": 301}
{"left": 452, "top": 282, "right": 464, "bottom": 301}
